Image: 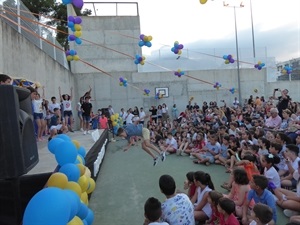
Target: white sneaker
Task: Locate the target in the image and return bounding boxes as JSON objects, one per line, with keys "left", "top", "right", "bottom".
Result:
{"left": 176, "top": 149, "right": 181, "bottom": 156}
{"left": 87, "top": 130, "right": 91, "bottom": 134}
{"left": 283, "top": 209, "right": 299, "bottom": 217}
{"left": 111, "top": 138, "right": 116, "bottom": 142}
{"left": 83, "top": 131, "right": 87, "bottom": 135}
{"left": 161, "top": 151, "right": 166, "bottom": 161}
{"left": 190, "top": 155, "right": 196, "bottom": 159}
{"left": 80, "top": 128, "right": 84, "bottom": 132}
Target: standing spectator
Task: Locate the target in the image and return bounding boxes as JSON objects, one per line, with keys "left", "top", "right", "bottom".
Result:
{"left": 193, "top": 102, "right": 200, "bottom": 110}
{"left": 48, "top": 96, "right": 61, "bottom": 118}
{"left": 108, "top": 105, "right": 115, "bottom": 141}
{"left": 157, "top": 105, "right": 163, "bottom": 121}
{"left": 149, "top": 106, "right": 158, "bottom": 123}
{"left": 133, "top": 106, "right": 140, "bottom": 116}
{"left": 233, "top": 97, "right": 239, "bottom": 109}
{"left": 32, "top": 87, "right": 45, "bottom": 141}
{"left": 202, "top": 102, "right": 208, "bottom": 114}
{"left": 161, "top": 103, "right": 169, "bottom": 123}
{"left": 171, "top": 104, "right": 178, "bottom": 120}
{"left": 159, "top": 174, "right": 195, "bottom": 225}
{"left": 273, "top": 88, "right": 291, "bottom": 118}
{"left": 59, "top": 86, "right": 74, "bottom": 132}
{"left": 77, "top": 97, "right": 84, "bottom": 132}
{"left": 126, "top": 109, "right": 134, "bottom": 125}
{"left": 139, "top": 107, "right": 146, "bottom": 125}
{"left": 248, "top": 95, "right": 254, "bottom": 106}
{"left": 81, "top": 96, "right": 92, "bottom": 135}
{"left": 186, "top": 100, "right": 193, "bottom": 111}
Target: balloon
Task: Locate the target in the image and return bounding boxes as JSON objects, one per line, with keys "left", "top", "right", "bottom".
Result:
{"left": 55, "top": 141, "right": 78, "bottom": 166}
{"left": 78, "top": 146, "right": 86, "bottom": 157}
{"left": 59, "top": 163, "right": 80, "bottom": 182}
{"left": 68, "top": 216, "right": 83, "bottom": 225}
{"left": 48, "top": 138, "right": 65, "bottom": 154}
{"left": 74, "top": 17, "right": 82, "bottom": 24}
{"left": 74, "top": 24, "right": 82, "bottom": 31}
{"left": 85, "top": 209, "right": 94, "bottom": 225}
{"left": 65, "top": 181, "right": 82, "bottom": 197}
{"left": 78, "top": 175, "right": 89, "bottom": 192}
{"left": 77, "top": 154, "right": 86, "bottom": 165}
{"left": 63, "top": 0, "right": 72, "bottom": 5}
{"left": 81, "top": 191, "right": 88, "bottom": 205}
{"left": 68, "top": 16, "right": 75, "bottom": 22}
{"left": 57, "top": 134, "right": 71, "bottom": 142}
{"left": 64, "top": 189, "right": 81, "bottom": 220}
{"left": 72, "top": 140, "right": 81, "bottom": 149}
{"left": 68, "top": 21, "right": 74, "bottom": 28}
{"left": 86, "top": 178, "right": 96, "bottom": 194}
{"left": 138, "top": 40, "right": 144, "bottom": 47}
{"left": 23, "top": 187, "right": 71, "bottom": 225}
{"left": 74, "top": 31, "right": 82, "bottom": 38}
{"left": 77, "top": 203, "right": 89, "bottom": 219}
{"left": 73, "top": 55, "right": 80, "bottom": 61}
{"left": 77, "top": 164, "right": 86, "bottom": 176}
{"left": 84, "top": 167, "right": 91, "bottom": 178}
{"left": 199, "top": 0, "right": 208, "bottom": 4}
{"left": 47, "top": 172, "right": 68, "bottom": 189}
{"left": 68, "top": 35, "right": 76, "bottom": 41}
{"left": 72, "top": 0, "right": 84, "bottom": 8}
{"left": 67, "top": 55, "right": 73, "bottom": 61}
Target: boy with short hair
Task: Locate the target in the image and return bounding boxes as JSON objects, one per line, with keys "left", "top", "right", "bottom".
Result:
{"left": 217, "top": 197, "right": 239, "bottom": 225}
{"left": 249, "top": 203, "right": 273, "bottom": 225}
{"left": 48, "top": 108, "right": 68, "bottom": 141}
{"left": 159, "top": 132, "right": 178, "bottom": 154}
{"left": 143, "top": 197, "right": 169, "bottom": 225}
{"left": 242, "top": 174, "right": 277, "bottom": 225}
{"left": 0, "top": 74, "right": 12, "bottom": 85}
{"left": 117, "top": 115, "right": 165, "bottom": 166}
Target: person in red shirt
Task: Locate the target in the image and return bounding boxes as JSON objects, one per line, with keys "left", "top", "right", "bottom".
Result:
{"left": 99, "top": 113, "right": 108, "bottom": 129}
{"left": 217, "top": 197, "right": 239, "bottom": 225}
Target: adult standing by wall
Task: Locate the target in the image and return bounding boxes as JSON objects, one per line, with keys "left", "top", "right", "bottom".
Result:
{"left": 273, "top": 88, "right": 291, "bottom": 118}
{"left": 161, "top": 103, "right": 169, "bottom": 123}
{"left": 81, "top": 96, "right": 92, "bottom": 135}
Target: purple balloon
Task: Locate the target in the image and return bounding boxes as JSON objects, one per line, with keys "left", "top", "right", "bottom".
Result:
{"left": 74, "top": 17, "right": 82, "bottom": 24}
{"left": 72, "top": 0, "right": 84, "bottom": 8}
{"left": 68, "top": 16, "right": 75, "bottom": 23}
{"left": 139, "top": 34, "right": 145, "bottom": 40}
{"left": 174, "top": 49, "right": 179, "bottom": 54}
{"left": 65, "top": 50, "right": 70, "bottom": 56}
{"left": 230, "top": 58, "right": 235, "bottom": 63}
{"left": 227, "top": 54, "right": 232, "bottom": 60}
{"left": 178, "top": 44, "right": 184, "bottom": 49}
{"left": 254, "top": 64, "right": 258, "bottom": 68}
{"left": 119, "top": 77, "right": 124, "bottom": 82}
{"left": 69, "top": 34, "right": 76, "bottom": 41}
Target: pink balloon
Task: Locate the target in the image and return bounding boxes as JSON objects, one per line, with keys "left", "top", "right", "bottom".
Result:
{"left": 72, "top": 0, "right": 84, "bottom": 9}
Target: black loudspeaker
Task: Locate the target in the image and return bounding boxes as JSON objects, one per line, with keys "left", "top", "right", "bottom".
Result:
{"left": 0, "top": 85, "right": 39, "bottom": 179}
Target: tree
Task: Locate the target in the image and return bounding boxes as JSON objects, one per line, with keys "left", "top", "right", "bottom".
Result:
{"left": 22, "top": 0, "right": 91, "bottom": 49}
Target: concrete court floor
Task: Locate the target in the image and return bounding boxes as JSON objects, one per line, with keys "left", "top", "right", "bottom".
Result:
{"left": 89, "top": 138, "right": 289, "bottom": 225}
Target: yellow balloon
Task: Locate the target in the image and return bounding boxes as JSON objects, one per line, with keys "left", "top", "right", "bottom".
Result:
{"left": 77, "top": 164, "right": 86, "bottom": 176}
{"left": 140, "top": 61, "right": 145, "bottom": 65}
{"left": 199, "top": 0, "right": 208, "bottom": 4}
{"left": 257, "top": 61, "right": 262, "bottom": 65}
{"left": 74, "top": 24, "right": 82, "bottom": 31}
{"left": 112, "top": 122, "right": 117, "bottom": 126}
{"left": 110, "top": 115, "right": 115, "bottom": 120}
{"left": 86, "top": 178, "right": 96, "bottom": 194}
{"left": 115, "top": 113, "right": 119, "bottom": 118}
{"left": 73, "top": 55, "right": 80, "bottom": 61}
{"left": 81, "top": 191, "right": 88, "bottom": 205}
{"left": 148, "top": 35, "right": 152, "bottom": 41}
{"left": 72, "top": 140, "right": 81, "bottom": 149}
{"left": 76, "top": 155, "right": 84, "bottom": 164}
{"left": 65, "top": 181, "right": 82, "bottom": 197}
{"left": 68, "top": 216, "right": 83, "bottom": 225}
{"left": 142, "top": 56, "right": 146, "bottom": 60}
{"left": 78, "top": 175, "right": 89, "bottom": 192}
{"left": 47, "top": 172, "right": 68, "bottom": 189}
{"left": 84, "top": 167, "right": 91, "bottom": 178}
{"left": 67, "top": 55, "right": 73, "bottom": 61}
{"left": 74, "top": 31, "right": 82, "bottom": 38}
{"left": 225, "top": 59, "right": 230, "bottom": 64}
{"left": 174, "top": 41, "right": 179, "bottom": 45}
{"left": 178, "top": 50, "right": 182, "bottom": 55}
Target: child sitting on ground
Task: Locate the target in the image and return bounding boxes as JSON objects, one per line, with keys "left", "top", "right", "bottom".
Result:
{"left": 249, "top": 203, "right": 273, "bottom": 225}
{"left": 217, "top": 197, "right": 239, "bottom": 225}
{"left": 143, "top": 197, "right": 169, "bottom": 225}
{"left": 205, "top": 191, "right": 223, "bottom": 225}
{"left": 183, "top": 171, "right": 197, "bottom": 199}
{"left": 159, "top": 132, "right": 178, "bottom": 154}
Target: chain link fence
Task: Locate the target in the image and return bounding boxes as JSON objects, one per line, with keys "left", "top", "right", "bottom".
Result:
{"left": 0, "top": 0, "right": 69, "bottom": 69}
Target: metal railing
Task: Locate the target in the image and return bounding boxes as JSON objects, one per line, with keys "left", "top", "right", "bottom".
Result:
{"left": 83, "top": 2, "right": 139, "bottom": 16}
{"left": 0, "top": 0, "right": 69, "bottom": 69}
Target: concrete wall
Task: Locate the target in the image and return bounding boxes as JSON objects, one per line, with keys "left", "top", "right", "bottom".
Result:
{"left": 0, "top": 20, "right": 74, "bottom": 100}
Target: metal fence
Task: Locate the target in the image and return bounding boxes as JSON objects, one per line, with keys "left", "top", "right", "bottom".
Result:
{"left": 0, "top": 0, "right": 69, "bottom": 69}
{"left": 83, "top": 2, "right": 139, "bottom": 16}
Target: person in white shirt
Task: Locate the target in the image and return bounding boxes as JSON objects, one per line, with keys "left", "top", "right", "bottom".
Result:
{"left": 161, "top": 103, "right": 169, "bottom": 123}
{"left": 160, "top": 132, "right": 178, "bottom": 154}
{"left": 159, "top": 175, "right": 195, "bottom": 225}
{"left": 59, "top": 86, "right": 74, "bottom": 132}
{"left": 32, "top": 87, "right": 46, "bottom": 141}
{"left": 139, "top": 107, "right": 146, "bottom": 125}
{"left": 233, "top": 97, "right": 239, "bottom": 108}
{"left": 48, "top": 96, "right": 61, "bottom": 118}
{"left": 126, "top": 110, "right": 134, "bottom": 125}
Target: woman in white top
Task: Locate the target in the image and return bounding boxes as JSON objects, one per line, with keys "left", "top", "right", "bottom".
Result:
{"left": 32, "top": 87, "right": 45, "bottom": 141}
{"left": 59, "top": 87, "right": 73, "bottom": 132}
{"left": 191, "top": 171, "right": 215, "bottom": 223}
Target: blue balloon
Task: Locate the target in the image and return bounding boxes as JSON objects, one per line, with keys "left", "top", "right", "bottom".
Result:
{"left": 145, "top": 42, "right": 152, "bottom": 47}
{"left": 57, "top": 134, "right": 71, "bottom": 142}
{"left": 64, "top": 190, "right": 81, "bottom": 221}
{"left": 69, "top": 50, "right": 76, "bottom": 56}
{"left": 68, "top": 21, "right": 74, "bottom": 28}
{"left": 59, "top": 163, "right": 80, "bottom": 182}
{"left": 55, "top": 141, "right": 78, "bottom": 166}
{"left": 62, "top": 0, "right": 72, "bottom": 5}
{"left": 85, "top": 209, "right": 94, "bottom": 225}
{"left": 77, "top": 203, "right": 89, "bottom": 219}
{"left": 75, "top": 38, "right": 82, "bottom": 45}
{"left": 134, "top": 59, "right": 139, "bottom": 64}
{"left": 48, "top": 138, "right": 65, "bottom": 154}
{"left": 77, "top": 154, "right": 86, "bottom": 165}
{"left": 23, "top": 187, "right": 71, "bottom": 225}
{"left": 223, "top": 55, "right": 228, "bottom": 60}
{"left": 82, "top": 219, "right": 88, "bottom": 225}
{"left": 78, "top": 146, "right": 87, "bottom": 157}
{"left": 138, "top": 40, "right": 144, "bottom": 47}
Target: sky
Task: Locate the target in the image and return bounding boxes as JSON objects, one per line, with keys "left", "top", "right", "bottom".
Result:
{"left": 83, "top": 0, "right": 300, "bottom": 62}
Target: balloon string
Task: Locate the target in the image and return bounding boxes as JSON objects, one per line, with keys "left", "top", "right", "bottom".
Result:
{"left": 0, "top": 13, "right": 149, "bottom": 96}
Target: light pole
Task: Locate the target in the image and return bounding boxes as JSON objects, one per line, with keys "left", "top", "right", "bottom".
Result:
{"left": 250, "top": 0, "right": 256, "bottom": 58}
{"left": 223, "top": 1, "right": 244, "bottom": 105}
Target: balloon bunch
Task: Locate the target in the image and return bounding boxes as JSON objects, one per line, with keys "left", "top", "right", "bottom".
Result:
{"left": 189, "top": 96, "right": 194, "bottom": 102}
{"left": 254, "top": 89, "right": 258, "bottom": 93}
{"left": 119, "top": 77, "right": 128, "bottom": 87}
{"left": 110, "top": 114, "right": 123, "bottom": 134}
{"left": 66, "top": 49, "right": 80, "bottom": 61}
{"left": 62, "top": 0, "right": 84, "bottom": 9}
{"left": 143, "top": 89, "right": 150, "bottom": 96}
{"left": 282, "top": 65, "right": 293, "bottom": 75}
{"left": 134, "top": 54, "right": 146, "bottom": 65}
{"left": 171, "top": 41, "right": 184, "bottom": 55}
{"left": 174, "top": 69, "right": 185, "bottom": 77}
{"left": 23, "top": 134, "right": 95, "bottom": 225}
{"left": 223, "top": 54, "right": 235, "bottom": 64}
{"left": 254, "top": 61, "right": 265, "bottom": 70}
{"left": 68, "top": 16, "right": 83, "bottom": 45}
{"left": 138, "top": 34, "right": 153, "bottom": 48}
{"left": 213, "top": 82, "right": 222, "bottom": 90}
{"left": 229, "top": 88, "right": 235, "bottom": 94}
{"left": 155, "top": 92, "right": 164, "bottom": 100}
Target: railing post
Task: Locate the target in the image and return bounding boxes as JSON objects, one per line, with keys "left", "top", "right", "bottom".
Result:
{"left": 17, "top": 0, "right": 21, "bottom": 33}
